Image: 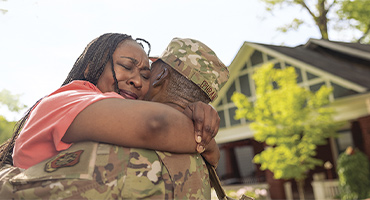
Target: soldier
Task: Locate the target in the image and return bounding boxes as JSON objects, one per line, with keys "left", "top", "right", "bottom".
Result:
{"left": 0, "top": 38, "right": 229, "bottom": 199}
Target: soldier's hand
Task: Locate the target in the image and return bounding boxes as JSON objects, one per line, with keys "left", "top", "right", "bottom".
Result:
{"left": 183, "top": 101, "right": 220, "bottom": 153}
{"left": 201, "top": 139, "right": 220, "bottom": 168}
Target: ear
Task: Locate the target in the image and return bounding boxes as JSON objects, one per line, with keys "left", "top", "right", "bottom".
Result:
{"left": 152, "top": 67, "right": 169, "bottom": 88}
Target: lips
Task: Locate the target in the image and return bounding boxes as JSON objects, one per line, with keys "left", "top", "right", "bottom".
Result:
{"left": 119, "top": 90, "right": 138, "bottom": 100}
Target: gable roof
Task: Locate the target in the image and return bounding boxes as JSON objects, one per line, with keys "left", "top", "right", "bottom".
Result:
{"left": 251, "top": 39, "right": 370, "bottom": 90}
{"left": 213, "top": 39, "right": 370, "bottom": 107}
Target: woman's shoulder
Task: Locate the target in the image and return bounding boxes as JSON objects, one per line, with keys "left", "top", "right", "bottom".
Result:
{"left": 55, "top": 80, "right": 101, "bottom": 94}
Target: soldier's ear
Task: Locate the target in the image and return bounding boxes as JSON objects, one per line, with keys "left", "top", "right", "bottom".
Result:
{"left": 153, "top": 67, "right": 169, "bottom": 88}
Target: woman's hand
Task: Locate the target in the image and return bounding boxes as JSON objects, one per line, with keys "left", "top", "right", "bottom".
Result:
{"left": 183, "top": 101, "right": 220, "bottom": 153}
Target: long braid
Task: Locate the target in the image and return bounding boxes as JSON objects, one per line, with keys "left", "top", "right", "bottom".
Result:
{"left": 136, "top": 38, "right": 151, "bottom": 56}
{"left": 0, "top": 33, "right": 151, "bottom": 167}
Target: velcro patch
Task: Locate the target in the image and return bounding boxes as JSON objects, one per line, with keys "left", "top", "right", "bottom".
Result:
{"left": 44, "top": 150, "right": 84, "bottom": 173}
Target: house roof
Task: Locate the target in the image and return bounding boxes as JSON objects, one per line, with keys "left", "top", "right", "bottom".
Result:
{"left": 254, "top": 39, "right": 370, "bottom": 90}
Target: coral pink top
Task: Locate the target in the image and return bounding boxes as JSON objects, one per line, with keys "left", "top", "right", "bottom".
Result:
{"left": 13, "top": 80, "right": 124, "bottom": 169}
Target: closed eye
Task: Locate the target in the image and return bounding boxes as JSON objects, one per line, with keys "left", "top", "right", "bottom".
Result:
{"left": 141, "top": 71, "right": 151, "bottom": 80}
{"left": 118, "top": 63, "right": 131, "bottom": 70}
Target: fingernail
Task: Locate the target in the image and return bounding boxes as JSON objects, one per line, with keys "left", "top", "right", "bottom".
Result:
{"left": 197, "top": 145, "right": 205, "bottom": 153}
{"left": 196, "top": 136, "right": 202, "bottom": 143}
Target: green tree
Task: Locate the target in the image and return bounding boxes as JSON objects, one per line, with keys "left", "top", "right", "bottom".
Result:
{"left": 0, "top": 89, "right": 26, "bottom": 143}
{"left": 337, "top": 147, "right": 370, "bottom": 200}
{"left": 231, "top": 63, "right": 342, "bottom": 200}
{"left": 1, "top": 0, "right": 8, "bottom": 15}
{"left": 261, "top": 0, "right": 370, "bottom": 43}
{"left": 336, "top": 0, "right": 370, "bottom": 43}
{"left": 0, "top": 116, "right": 16, "bottom": 144}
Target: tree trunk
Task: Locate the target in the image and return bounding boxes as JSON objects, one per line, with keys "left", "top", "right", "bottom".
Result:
{"left": 296, "top": 179, "right": 306, "bottom": 200}
{"left": 317, "top": 0, "right": 329, "bottom": 40}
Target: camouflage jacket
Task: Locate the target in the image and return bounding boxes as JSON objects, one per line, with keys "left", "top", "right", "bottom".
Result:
{"left": 0, "top": 141, "right": 211, "bottom": 199}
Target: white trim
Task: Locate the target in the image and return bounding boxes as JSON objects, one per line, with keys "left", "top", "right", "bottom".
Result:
{"left": 329, "top": 92, "right": 370, "bottom": 121}
{"left": 307, "top": 39, "right": 370, "bottom": 61}
{"left": 215, "top": 124, "right": 254, "bottom": 144}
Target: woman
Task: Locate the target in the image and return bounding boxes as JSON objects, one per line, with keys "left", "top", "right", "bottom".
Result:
{"left": 0, "top": 33, "right": 220, "bottom": 169}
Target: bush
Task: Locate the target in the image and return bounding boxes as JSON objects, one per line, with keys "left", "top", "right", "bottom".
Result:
{"left": 211, "top": 186, "right": 269, "bottom": 200}
{"left": 336, "top": 147, "right": 370, "bottom": 199}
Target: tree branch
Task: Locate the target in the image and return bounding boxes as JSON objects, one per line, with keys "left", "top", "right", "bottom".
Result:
{"left": 358, "top": 22, "right": 370, "bottom": 43}
{"left": 299, "top": 0, "right": 317, "bottom": 20}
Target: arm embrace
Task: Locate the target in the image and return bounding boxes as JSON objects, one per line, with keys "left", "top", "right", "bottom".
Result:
{"left": 62, "top": 98, "right": 219, "bottom": 166}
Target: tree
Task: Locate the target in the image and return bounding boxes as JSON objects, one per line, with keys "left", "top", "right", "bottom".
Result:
{"left": 0, "top": 0, "right": 8, "bottom": 15}
{"left": 336, "top": 0, "right": 370, "bottom": 43}
{"left": 261, "top": 0, "right": 370, "bottom": 43}
{"left": 0, "top": 116, "right": 16, "bottom": 144}
{"left": 0, "top": 89, "right": 26, "bottom": 143}
{"left": 231, "top": 63, "right": 342, "bottom": 200}
{"left": 0, "top": 89, "right": 26, "bottom": 113}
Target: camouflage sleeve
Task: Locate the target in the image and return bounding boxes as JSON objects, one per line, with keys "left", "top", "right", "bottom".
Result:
{"left": 156, "top": 151, "right": 211, "bottom": 199}
{"left": 0, "top": 142, "right": 169, "bottom": 199}
{"left": 0, "top": 142, "right": 211, "bottom": 200}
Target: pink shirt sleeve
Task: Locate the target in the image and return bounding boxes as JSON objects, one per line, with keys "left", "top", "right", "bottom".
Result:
{"left": 13, "top": 81, "right": 124, "bottom": 169}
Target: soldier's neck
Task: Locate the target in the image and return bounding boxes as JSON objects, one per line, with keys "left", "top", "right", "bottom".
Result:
{"left": 165, "top": 102, "right": 186, "bottom": 113}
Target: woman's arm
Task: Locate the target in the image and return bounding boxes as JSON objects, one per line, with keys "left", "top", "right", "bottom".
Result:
{"left": 63, "top": 98, "right": 209, "bottom": 153}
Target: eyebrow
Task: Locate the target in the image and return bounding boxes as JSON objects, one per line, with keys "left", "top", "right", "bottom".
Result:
{"left": 120, "top": 56, "right": 150, "bottom": 70}
{"left": 120, "top": 56, "right": 138, "bottom": 65}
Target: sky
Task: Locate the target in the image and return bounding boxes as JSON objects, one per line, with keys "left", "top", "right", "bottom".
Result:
{"left": 0, "top": 0, "right": 355, "bottom": 121}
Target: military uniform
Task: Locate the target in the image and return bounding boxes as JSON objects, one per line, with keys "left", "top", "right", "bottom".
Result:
{"left": 0, "top": 141, "right": 210, "bottom": 199}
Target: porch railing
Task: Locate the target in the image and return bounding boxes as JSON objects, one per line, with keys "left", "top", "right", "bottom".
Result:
{"left": 311, "top": 179, "right": 340, "bottom": 200}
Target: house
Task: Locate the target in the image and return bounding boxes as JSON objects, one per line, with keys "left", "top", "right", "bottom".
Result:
{"left": 212, "top": 38, "right": 370, "bottom": 199}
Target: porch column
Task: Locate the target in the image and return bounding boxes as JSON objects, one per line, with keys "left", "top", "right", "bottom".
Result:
{"left": 224, "top": 147, "right": 241, "bottom": 181}
{"left": 265, "top": 170, "right": 286, "bottom": 200}
{"left": 357, "top": 115, "right": 370, "bottom": 161}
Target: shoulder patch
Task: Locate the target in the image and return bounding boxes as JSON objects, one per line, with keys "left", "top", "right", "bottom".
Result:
{"left": 44, "top": 150, "right": 84, "bottom": 172}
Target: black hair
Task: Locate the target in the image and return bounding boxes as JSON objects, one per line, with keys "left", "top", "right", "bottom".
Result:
{"left": 0, "top": 33, "right": 151, "bottom": 167}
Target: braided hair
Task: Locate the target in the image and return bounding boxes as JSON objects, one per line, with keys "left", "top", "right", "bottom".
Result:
{"left": 0, "top": 33, "right": 151, "bottom": 167}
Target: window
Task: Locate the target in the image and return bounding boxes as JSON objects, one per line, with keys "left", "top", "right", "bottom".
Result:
{"left": 307, "top": 71, "right": 318, "bottom": 80}
{"left": 310, "top": 82, "right": 326, "bottom": 93}
{"left": 294, "top": 67, "right": 303, "bottom": 83}
{"left": 273, "top": 62, "right": 281, "bottom": 69}
{"left": 331, "top": 82, "right": 359, "bottom": 99}
{"left": 229, "top": 107, "right": 241, "bottom": 126}
{"left": 226, "top": 83, "right": 236, "bottom": 103}
{"left": 218, "top": 110, "right": 226, "bottom": 128}
{"left": 251, "top": 50, "right": 263, "bottom": 66}
{"left": 239, "top": 74, "right": 251, "bottom": 97}
{"left": 336, "top": 130, "right": 353, "bottom": 155}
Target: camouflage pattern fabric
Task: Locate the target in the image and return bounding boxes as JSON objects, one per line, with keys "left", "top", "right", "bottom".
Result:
{"left": 0, "top": 141, "right": 210, "bottom": 199}
{"left": 159, "top": 38, "right": 229, "bottom": 101}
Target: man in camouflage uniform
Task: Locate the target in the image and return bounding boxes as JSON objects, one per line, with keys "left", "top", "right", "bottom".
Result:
{"left": 0, "top": 38, "right": 229, "bottom": 199}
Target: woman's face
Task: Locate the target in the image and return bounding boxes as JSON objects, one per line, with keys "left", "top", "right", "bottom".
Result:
{"left": 97, "top": 40, "right": 151, "bottom": 100}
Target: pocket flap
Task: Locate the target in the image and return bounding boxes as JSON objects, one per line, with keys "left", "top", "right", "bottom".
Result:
{"left": 10, "top": 141, "right": 98, "bottom": 184}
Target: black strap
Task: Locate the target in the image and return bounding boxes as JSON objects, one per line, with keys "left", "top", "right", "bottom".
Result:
{"left": 206, "top": 163, "right": 227, "bottom": 200}
{"left": 206, "top": 162, "right": 254, "bottom": 200}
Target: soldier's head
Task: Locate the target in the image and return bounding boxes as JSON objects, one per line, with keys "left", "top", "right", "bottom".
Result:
{"left": 144, "top": 38, "right": 229, "bottom": 109}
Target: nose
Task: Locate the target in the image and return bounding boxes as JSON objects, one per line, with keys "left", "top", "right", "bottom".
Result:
{"left": 127, "top": 72, "right": 142, "bottom": 89}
